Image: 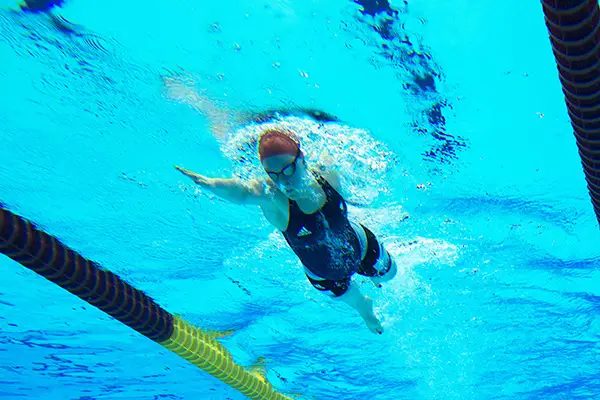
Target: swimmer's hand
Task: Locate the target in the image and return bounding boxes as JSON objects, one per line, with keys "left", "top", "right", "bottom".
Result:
{"left": 175, "top": 165, "right": 266, "bottom": 205}
{"left": 164, "top": 76, "right": 232, "bottom": 142}
{"left": 174, "top": 165, "right": 212, "bottom": 187}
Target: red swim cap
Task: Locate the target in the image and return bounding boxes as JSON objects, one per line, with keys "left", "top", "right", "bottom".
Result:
{"left": 258, "top": 129, "right": 299, "bottom": 160}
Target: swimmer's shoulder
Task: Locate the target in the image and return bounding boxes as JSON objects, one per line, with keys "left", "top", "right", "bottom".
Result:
{"left": 313, "top": 165, "right": 343, "bottom": 194}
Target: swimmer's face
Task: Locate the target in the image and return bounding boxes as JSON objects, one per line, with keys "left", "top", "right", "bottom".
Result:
{"left": 261, "top": 150, "right": 308, "bottom": 198}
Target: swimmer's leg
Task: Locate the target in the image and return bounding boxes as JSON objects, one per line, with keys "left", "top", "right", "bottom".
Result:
{"left": 338, "top": 280, "right": 383, "bottom": 335}
{"left": 351, "top": 223, "right": 398, "bottom": 287}
{"left": 370, "top": 257, "right": 397, "bottom": 286}
{"left": 305, "top": 269, "right": 383, "bottom": 334}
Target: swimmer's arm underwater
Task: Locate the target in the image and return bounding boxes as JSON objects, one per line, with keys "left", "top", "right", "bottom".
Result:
{"left": 175, "top": 165, "right": 266, "bottom": 205}
{"left": 320, "top": 168, "right": 369, "bottom": 207}
{"left": 317, "top": 149, "right": 368, "bottom": 206}
{"left": 316, "top": 148, "right": 346, "bottom": 194}
{"left": 163, "top": 77, "right": 232, "bottom": 141}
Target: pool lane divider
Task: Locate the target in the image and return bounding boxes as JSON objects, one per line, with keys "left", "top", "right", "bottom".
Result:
{"left": 0, "top": 205, "right": 294, "bottom": 400}
{"left": 542, "top": 0, "right": 600, "bottom": 226}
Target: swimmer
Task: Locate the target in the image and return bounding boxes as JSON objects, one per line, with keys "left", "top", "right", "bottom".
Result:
{"left": 166, "top": 80, "right": 396, "bottom": 334}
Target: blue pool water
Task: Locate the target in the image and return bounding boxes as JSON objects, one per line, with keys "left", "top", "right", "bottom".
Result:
{"left": 1, "top": 0, "right": 600, "bottom": 399}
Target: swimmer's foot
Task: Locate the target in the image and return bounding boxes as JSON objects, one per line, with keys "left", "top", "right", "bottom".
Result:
{"left": 338, "top": 282, "right": 383, "bottom": 334}
{"left": 361, "top": 297, "right": 383, "bottom": 335}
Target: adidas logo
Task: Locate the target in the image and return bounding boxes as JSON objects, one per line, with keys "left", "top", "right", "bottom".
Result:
{"left": 297, "top": 226, "right": 312, "bottom": 237}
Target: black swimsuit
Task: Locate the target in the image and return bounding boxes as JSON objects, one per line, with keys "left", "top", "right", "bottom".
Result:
{"left": 282, "top": 176, "right": 362, "bottom": 281}
{"left": 244, "top": 109, "right": 392, "bottom": 295}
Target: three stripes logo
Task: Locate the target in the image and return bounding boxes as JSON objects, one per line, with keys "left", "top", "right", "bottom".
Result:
{"left": 297, "top": 226, "right": 312, "bottom": 237}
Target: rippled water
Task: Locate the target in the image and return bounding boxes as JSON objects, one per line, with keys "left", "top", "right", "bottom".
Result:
{"left": 1, "top": 0, "right": 599, "bottom": 399}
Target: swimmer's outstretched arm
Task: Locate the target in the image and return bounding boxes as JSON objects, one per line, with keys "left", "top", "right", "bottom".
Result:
{"left": 163, "top": 76, "right": 232, "bottom": 141}
{"left": 175, "top": 165, "right": 266, "bottom": 205}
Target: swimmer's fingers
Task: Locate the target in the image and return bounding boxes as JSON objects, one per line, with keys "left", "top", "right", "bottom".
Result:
{"left": 174, "top": 165, "right": 197, "bottom": 176}
{"left": 174, "top": 165, "right": 191, "bottom": 175}
{"left": 174, "top": 165, "right": 208, "bottom": 185}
